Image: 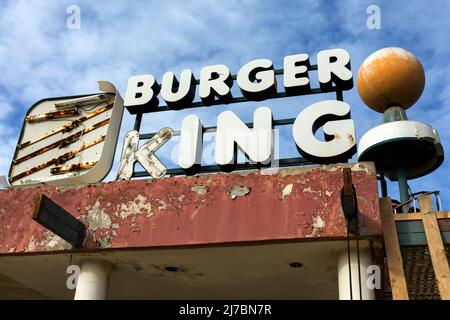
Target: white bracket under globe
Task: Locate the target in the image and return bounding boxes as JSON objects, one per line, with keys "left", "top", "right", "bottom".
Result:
{"left": 358, "top": 120, "right": 444, "bottom": 181}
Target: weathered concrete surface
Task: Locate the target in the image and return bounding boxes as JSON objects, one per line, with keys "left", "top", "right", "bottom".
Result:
{"left": 0, "top": 162, "right": 381, "bottom": 255}
{"left": 0, "top": 272, "right": 48, "bottom": 299}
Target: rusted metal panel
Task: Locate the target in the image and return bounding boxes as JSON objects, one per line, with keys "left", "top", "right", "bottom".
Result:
{"left": 14, "top": 119, "right": 110, "bottom": 165}
{"left": 11, "top": 135, "right": 106, "bottom": 182}
{"left": 18, "top": 103, "right": 113, "bottom": 149}
{"left": 25, "top": 108, "right": 79, "bottom": 122}
{"left": 0, "top": 162, "right": 381, "bottom": 255}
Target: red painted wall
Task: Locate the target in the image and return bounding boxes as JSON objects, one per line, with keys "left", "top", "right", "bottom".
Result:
{"left": 0, "top": 163, "right": 381, "bottom": 254}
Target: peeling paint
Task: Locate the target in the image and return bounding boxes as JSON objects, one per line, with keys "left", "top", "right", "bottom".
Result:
{"left": 26, "top": 231, "right": 71, "bottom": 252}
{"left": 42, "top": 231, "right": 72, "bottom": 250}
{"left": 86, "top": 200, "right": 112, "bottom": 230}
{"left": 97, "top": 236, "right": 112, "bottom": 248}
{"left": 157, "top": 199, "right": 168, "bottom": 210}
{"left": 282, "top": 184, "right": 293, "bottom": 199}
{"left": 191, "top": 186, "right": 208, "bottom": 195}
{"left": 117, "top": 194, "right": 153, "bottom": 218}
{"left": 303, "top": 187, "right": 314, "bottom": 193}
{"left": 26, "top": 235, "right": 37, "bottom": 252}
{"left": 313, "top": 215, "right": 326, "bottom": 229}
{"left": 306, "top": 215, "right": 326, "bottom": 238}
{"left": 229, "top": 185, "right": 251, "bottom": 199}
{"left": 0, "top": 162, "right": 381, "bottom": 255}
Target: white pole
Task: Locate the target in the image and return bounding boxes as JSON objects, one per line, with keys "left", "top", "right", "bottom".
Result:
{"left": 338, "top": 245, "right": 375, "bottom": 300}
{"left": 74, "top": 259, "right": 113, "bottom": 300}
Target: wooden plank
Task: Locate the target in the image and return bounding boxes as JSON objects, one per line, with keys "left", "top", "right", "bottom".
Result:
{"left": 395, "top": 211, "right": 450, "bottom": 221}
{"left": 380, "top": 197, "right": 409, "bottom": 300}
{"left": 418, "top": 194, "right": 450, "bottom": 300}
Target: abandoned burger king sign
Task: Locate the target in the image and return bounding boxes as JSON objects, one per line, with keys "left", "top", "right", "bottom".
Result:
{"left": 8, "top": 48, "right": 357, "bottom": 186}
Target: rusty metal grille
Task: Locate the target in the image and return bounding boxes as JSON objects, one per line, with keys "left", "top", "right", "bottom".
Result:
{"left": 401, "top": 245, "right": 450, "bottom": 300}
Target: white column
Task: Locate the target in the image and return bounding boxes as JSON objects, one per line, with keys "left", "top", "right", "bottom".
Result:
{"left": 74, "top": 259, "right": 113, "bottom": 300}
{"left": 338, "top": 246, "right": 375, "bottom": 300}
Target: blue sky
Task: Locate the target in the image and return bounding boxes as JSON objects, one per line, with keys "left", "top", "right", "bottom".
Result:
{"left": 0, "top": 0, "right": 449, "bottom": 206}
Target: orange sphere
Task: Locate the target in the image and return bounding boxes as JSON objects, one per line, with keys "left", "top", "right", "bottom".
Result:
{"left": 357, "top": 47, "right": 425, "bottom": 113}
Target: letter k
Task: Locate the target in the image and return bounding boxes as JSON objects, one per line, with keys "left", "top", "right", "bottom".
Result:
{"left": 116, "top": 128, "right": 173, "bottom": 179}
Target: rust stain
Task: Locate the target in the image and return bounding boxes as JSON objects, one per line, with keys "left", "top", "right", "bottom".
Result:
{"left": 51, "top": 161, "right": 97, "bottom": 175}
{"left": 11, "top": 135, "right": 106, "bottom": 182}
{"left": 347, "top": 133, "right": 355, "bottom": 144}
{"left": 26, "top": 108, "right": 79, "bottom": 122}
{"left": 19, "top": 103, "right": 113, "bottom": 149}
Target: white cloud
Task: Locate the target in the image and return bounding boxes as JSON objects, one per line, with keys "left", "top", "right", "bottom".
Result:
{"left": 0, "top": 97, "right": 13, "bottom": 120}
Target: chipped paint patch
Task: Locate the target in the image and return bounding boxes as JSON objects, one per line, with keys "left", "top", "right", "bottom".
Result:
{"left": 26, "top": 235, "right": 37, "bottom": 252}
{"left": 306, "top": 215, "right": 326, "bottom": 238}
{"left": 117, "top": 194, "right": 153, "bottom": 218}
{"left": 86, "top": 200, "right": 112, "bottom": 231}
{"left": 26, "top": 231, "right": 72, "bottom": 252}
{"left": 41, "top": 231, "right": 72, "bottom": 250}
{"left": 282, "top": 184, "right": 293, "bottom": 199}
{"left": 313, "top": 215, "right": 326, "bottom": 229}
{"left": 178, "top": 195, "right": 185, "bottom": 202}
{"left": 157, "top": 199, "right": 168, "bottom": 210}
{"left": 97, "top": 235, "right": 113, "bottom": 248}
{"left": 191, "top": 186, "right": 208, "bottom": 195}
{"left": 229, "top": 185, "right": 251, "bottom": 199}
